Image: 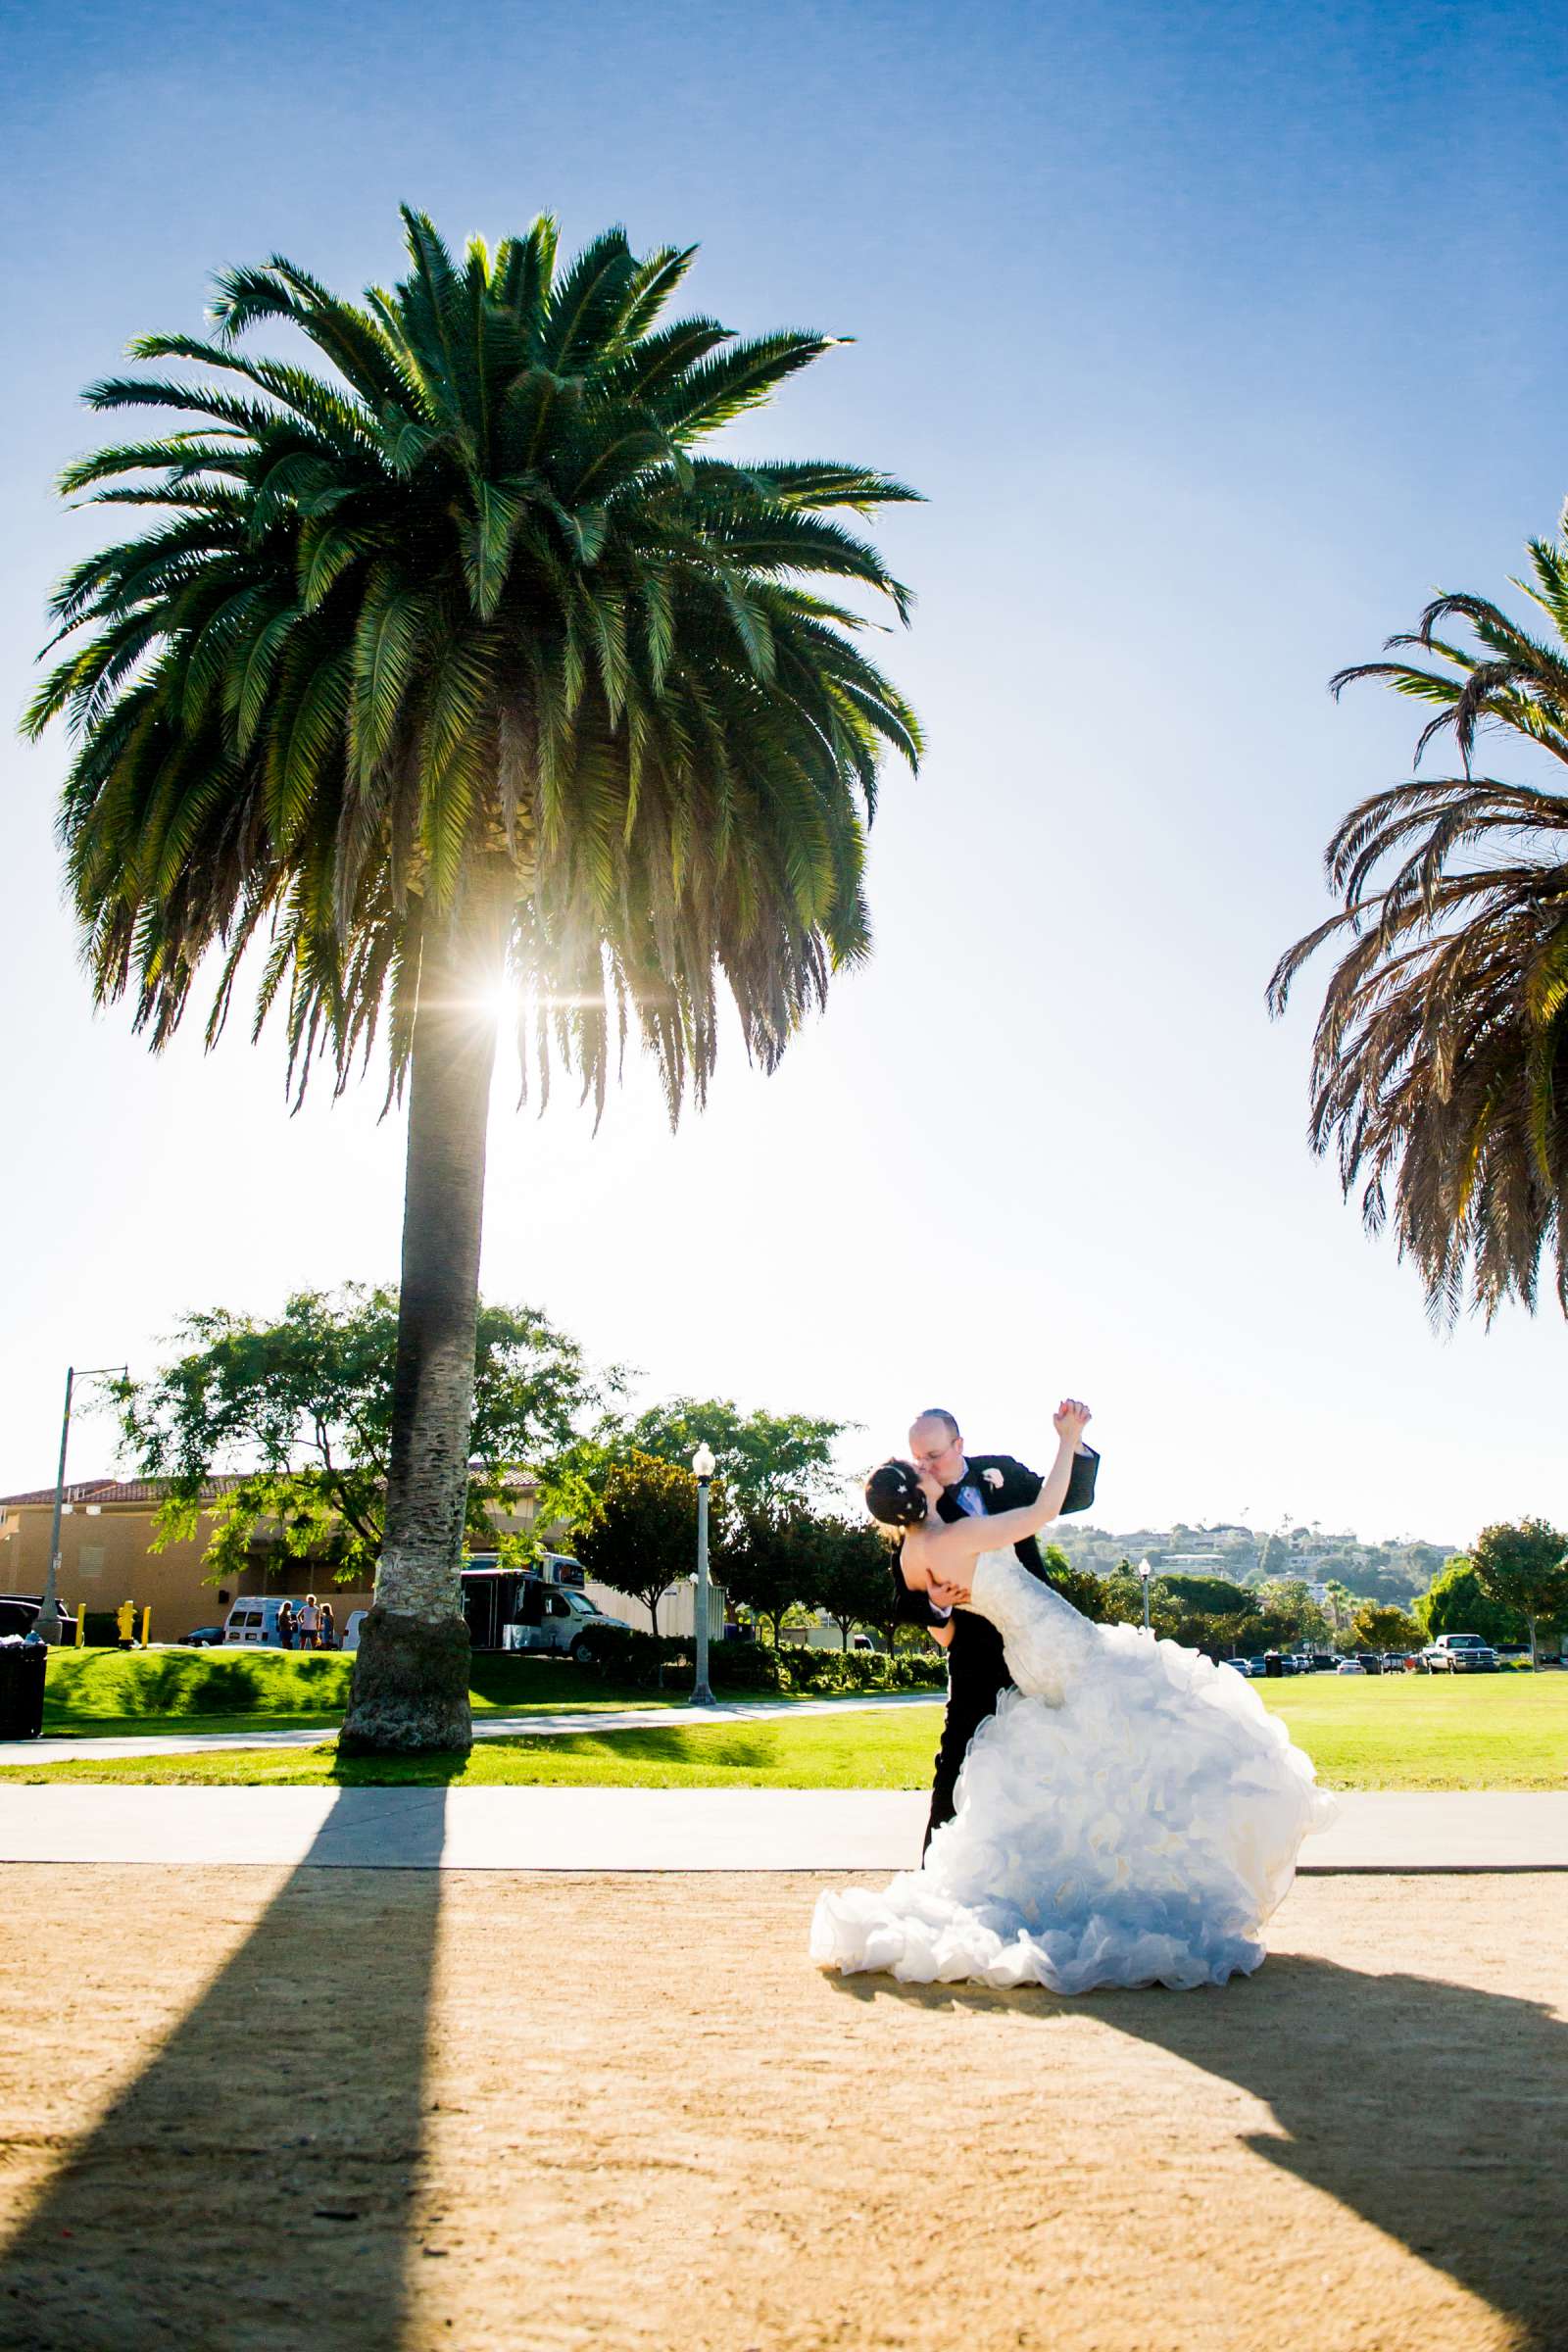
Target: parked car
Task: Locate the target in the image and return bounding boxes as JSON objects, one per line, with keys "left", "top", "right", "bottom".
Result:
{"left": 181, "top": 1625, "right": 227, "bottom": 1647}
{"left": 0, "top": 1595, "right": 74, "bottom": 1642}
{"left": 1335, "top": 1657, "right": 1365, "bottom": 1675}
{"left": 1421, "top": 1633, "right": 1498, "bottom": 1674}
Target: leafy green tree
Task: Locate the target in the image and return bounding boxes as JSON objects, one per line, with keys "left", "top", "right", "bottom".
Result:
{"left": 529, "top": 1392, "right": 845, "bottom": 1544}
{"left": 810, "top": 1517, "right": 891, "bottom": 1648}
{"left": 1155, "top": 1572, "right": 1254, "bottom": 1619}
{"left": 724, "top": 1503, "right": 824, "bottom": 1648}
{"left": 1257, "top": 1530, "right": 1292, "bottom": 1582}
{"left": 1099, "top": 1560, "right": 1144, "bottom": 1627}
{"left": 1470, "top": 1519, "right": 1568, "bottom": 1664}
{"left": 1209, "top": 1612, "right": 1265, "bottom": 1657}
{"left": 1029, "top": 1543, "right": 1102, "bottom": 1621}
{"left": 1321, "top": 1578, "right": 1356, "bottom": 1632}
{"left": 1270, "top": 540, "right": 1568, "bottom": 1323}
{"left": 572, "top": 1449, "right": 720, "bottom": 1637}
{"left": 1350, "top": 1602, "right": 1424, "bottom": 1652}
{"left": 1415, "top": 1556, "right": 1525, "bottom": 1647}
{"left": 1255, "top": 1578, "right": 1330, "bottom": 1649}
{"left": 621, "top": 1396, "right": 847, "bottom": 1510}
{"left": 1099, "top": 1559, "right": 1178, "bottom": 1637}
{"left": 117, "top": 1287, "right": 601, "bottom": 1585}
{"left": 1155, "top": 1574, "right": 1262, "bottom": 1658}
{"left": 29, "top": 209, "right": 919, "bottom": 1750}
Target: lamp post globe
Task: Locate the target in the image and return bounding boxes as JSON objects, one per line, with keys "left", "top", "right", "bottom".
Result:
{"left": 691, "top": 1444, "right": 717, "bottom": 1706}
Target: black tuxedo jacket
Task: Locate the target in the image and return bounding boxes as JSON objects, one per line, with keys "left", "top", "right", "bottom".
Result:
{"left": 893, "top": 1446, "right": 1101, "bottom": 1702}
{"left": 891, "top": 1446, "right": 1100, "bottom": 1849}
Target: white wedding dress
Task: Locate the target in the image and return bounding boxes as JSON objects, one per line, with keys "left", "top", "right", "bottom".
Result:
{"left": 811, "top": 1549, "right": 1335, "bottom": 1993}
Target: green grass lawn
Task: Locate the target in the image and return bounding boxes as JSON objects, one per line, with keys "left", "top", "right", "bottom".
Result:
{"left": 1257, "top": 1669, "right": 1568, "bottom": 1789}
{"left": 33, "top": 1645, "right": 702, "bottom": 1738}
{"left": 3, "top": 1669, "right": 1564, "bottom": 1789}
{"left": 0, "top": 1710, "right": 947, "bottom": 1788}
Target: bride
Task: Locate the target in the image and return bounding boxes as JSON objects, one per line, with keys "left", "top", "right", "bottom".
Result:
{"left": 811, "top": 1402, "right": 1334, "bottom": 1993}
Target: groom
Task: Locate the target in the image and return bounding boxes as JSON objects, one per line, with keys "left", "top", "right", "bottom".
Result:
{"left": 894, "top": 1406, "right": 1101, "bottom": 1852}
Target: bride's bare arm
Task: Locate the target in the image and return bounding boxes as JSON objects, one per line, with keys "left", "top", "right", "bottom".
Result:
{"left": 904, "top": 1402, "right": 1092, "bottom": 1592}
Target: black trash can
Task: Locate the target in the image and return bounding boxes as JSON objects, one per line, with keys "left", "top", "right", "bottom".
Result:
{"left": 0, "top": 1637, "right": 49, "bottom": 1740}
{"left": 1263, "top": 1650, "right": 1285, "bottom": 1680}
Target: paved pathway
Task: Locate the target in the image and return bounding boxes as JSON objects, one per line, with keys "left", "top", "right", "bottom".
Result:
{"left": 2, "top": 1786, "right": 1566, "bottom": 1872}
{"left": 3, "top": 1690, "right": 941, "bottom": 1766}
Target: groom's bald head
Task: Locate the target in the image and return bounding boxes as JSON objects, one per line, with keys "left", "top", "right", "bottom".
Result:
{"left": 909, "top": 1410, "right": 964, "bottom": 1488}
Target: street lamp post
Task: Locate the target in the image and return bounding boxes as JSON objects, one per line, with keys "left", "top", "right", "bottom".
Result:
{"left": 691, "top": 1443, "right": 716, "bottom": 1707}
{"left": 32, "top": 1363, "right": 128, "bottom": 1645}
{"left": 1138, "top": 1557, "right": 1152, "bottom": 1637}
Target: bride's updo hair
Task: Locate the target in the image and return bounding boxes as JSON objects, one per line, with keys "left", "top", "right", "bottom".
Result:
{"left": 864, "top": 1458, "right": 927, "bottom": 1528}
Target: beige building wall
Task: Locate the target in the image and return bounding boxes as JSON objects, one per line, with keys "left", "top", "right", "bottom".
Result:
{"left": 0, "top": 1498, "right": 372, "bottom": 1640}
{"left": 584, "top": 1578, "right": 727, "bottom": 1641}
{"left": 0, "top": 1476, "right": 546, "bottom": 1642}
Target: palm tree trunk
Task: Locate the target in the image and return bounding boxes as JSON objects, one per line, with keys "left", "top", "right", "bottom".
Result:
{"left": 340, "top": 888, "right": 505, "bottom": 1754}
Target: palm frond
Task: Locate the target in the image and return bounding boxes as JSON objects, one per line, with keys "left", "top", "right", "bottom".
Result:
{"left": 30, "top": 207, "right": 920, "bottom": 1123}
{"left": 1279, "top": 564, "right": 1568, "bottom": 1323}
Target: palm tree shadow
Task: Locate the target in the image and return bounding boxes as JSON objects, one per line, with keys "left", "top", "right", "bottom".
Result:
{"left": 0, "top": 1776, "right": 460, "bottom": 2351}
{"left": 828, "top": 1949, "right": 1568, "bottom": 2345}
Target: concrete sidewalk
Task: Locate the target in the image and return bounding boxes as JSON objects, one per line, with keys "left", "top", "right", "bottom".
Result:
{"left": 2, "top": 1787, "right": 1566, "bottom": 1873}
{"left": 5, "top": 1690, "right": 941, "bottom": 1765}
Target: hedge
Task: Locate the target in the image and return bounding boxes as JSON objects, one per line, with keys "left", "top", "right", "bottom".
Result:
{"left": 775, "top": 1646, "right": 945, "bottom": 1694}
{"left": 579, "top": 1626, "right": 946, "bottom": 1697}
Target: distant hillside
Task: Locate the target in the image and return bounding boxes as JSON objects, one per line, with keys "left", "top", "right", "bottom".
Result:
{"left": 1053, "top": 1521, "right": 1454, "bottom": 1607}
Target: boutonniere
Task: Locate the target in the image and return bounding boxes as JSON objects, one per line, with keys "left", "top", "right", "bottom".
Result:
{"left": 983, "top": 1468, "right": 1004, "bottom": 1491}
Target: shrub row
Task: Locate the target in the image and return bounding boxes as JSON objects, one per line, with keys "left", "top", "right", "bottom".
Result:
{"left": 776, "top": 1645, "right": 944, "bottom": 1694}
{"left": 579, "top": 1626, "right": 946, "bottom": 1696}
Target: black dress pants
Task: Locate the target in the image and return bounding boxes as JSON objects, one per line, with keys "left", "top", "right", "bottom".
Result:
{"left": 923, "top": 1627, "right": 1013, "bottom": 1854}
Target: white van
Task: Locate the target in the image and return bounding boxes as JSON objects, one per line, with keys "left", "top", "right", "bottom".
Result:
{"left": 221, "top": 1597, "right": 312, "bottom": 1647}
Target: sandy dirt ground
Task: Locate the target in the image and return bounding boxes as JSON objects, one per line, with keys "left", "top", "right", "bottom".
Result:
{"left": 0, "top": 1866, "right": 1564, "bottom": 2352}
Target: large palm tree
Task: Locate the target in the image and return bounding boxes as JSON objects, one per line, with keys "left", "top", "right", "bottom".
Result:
{"left": 1269, "top": 536, "right": 1568, "bottom": 1325}
{"left": 26, "top": 208, "right": 921, "bottom": 1750}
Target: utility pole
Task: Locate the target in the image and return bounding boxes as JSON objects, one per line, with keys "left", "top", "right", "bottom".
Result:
{"left": 31, "top": 1363, "right": 127, "bottom": 1644}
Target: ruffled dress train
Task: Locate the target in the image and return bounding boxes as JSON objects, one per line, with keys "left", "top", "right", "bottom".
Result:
{"left": 810, "top": 1549, "right": 1334, "bottom": 1993}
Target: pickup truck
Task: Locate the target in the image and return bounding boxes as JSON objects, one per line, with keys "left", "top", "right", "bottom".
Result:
{"left": 1421, "top": 1633, "right": 1498, "bottom": 1674}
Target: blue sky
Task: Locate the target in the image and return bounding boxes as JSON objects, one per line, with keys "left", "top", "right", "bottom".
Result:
{"left": 6, "top": 0, "right": 1568, "bottom": 1539}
